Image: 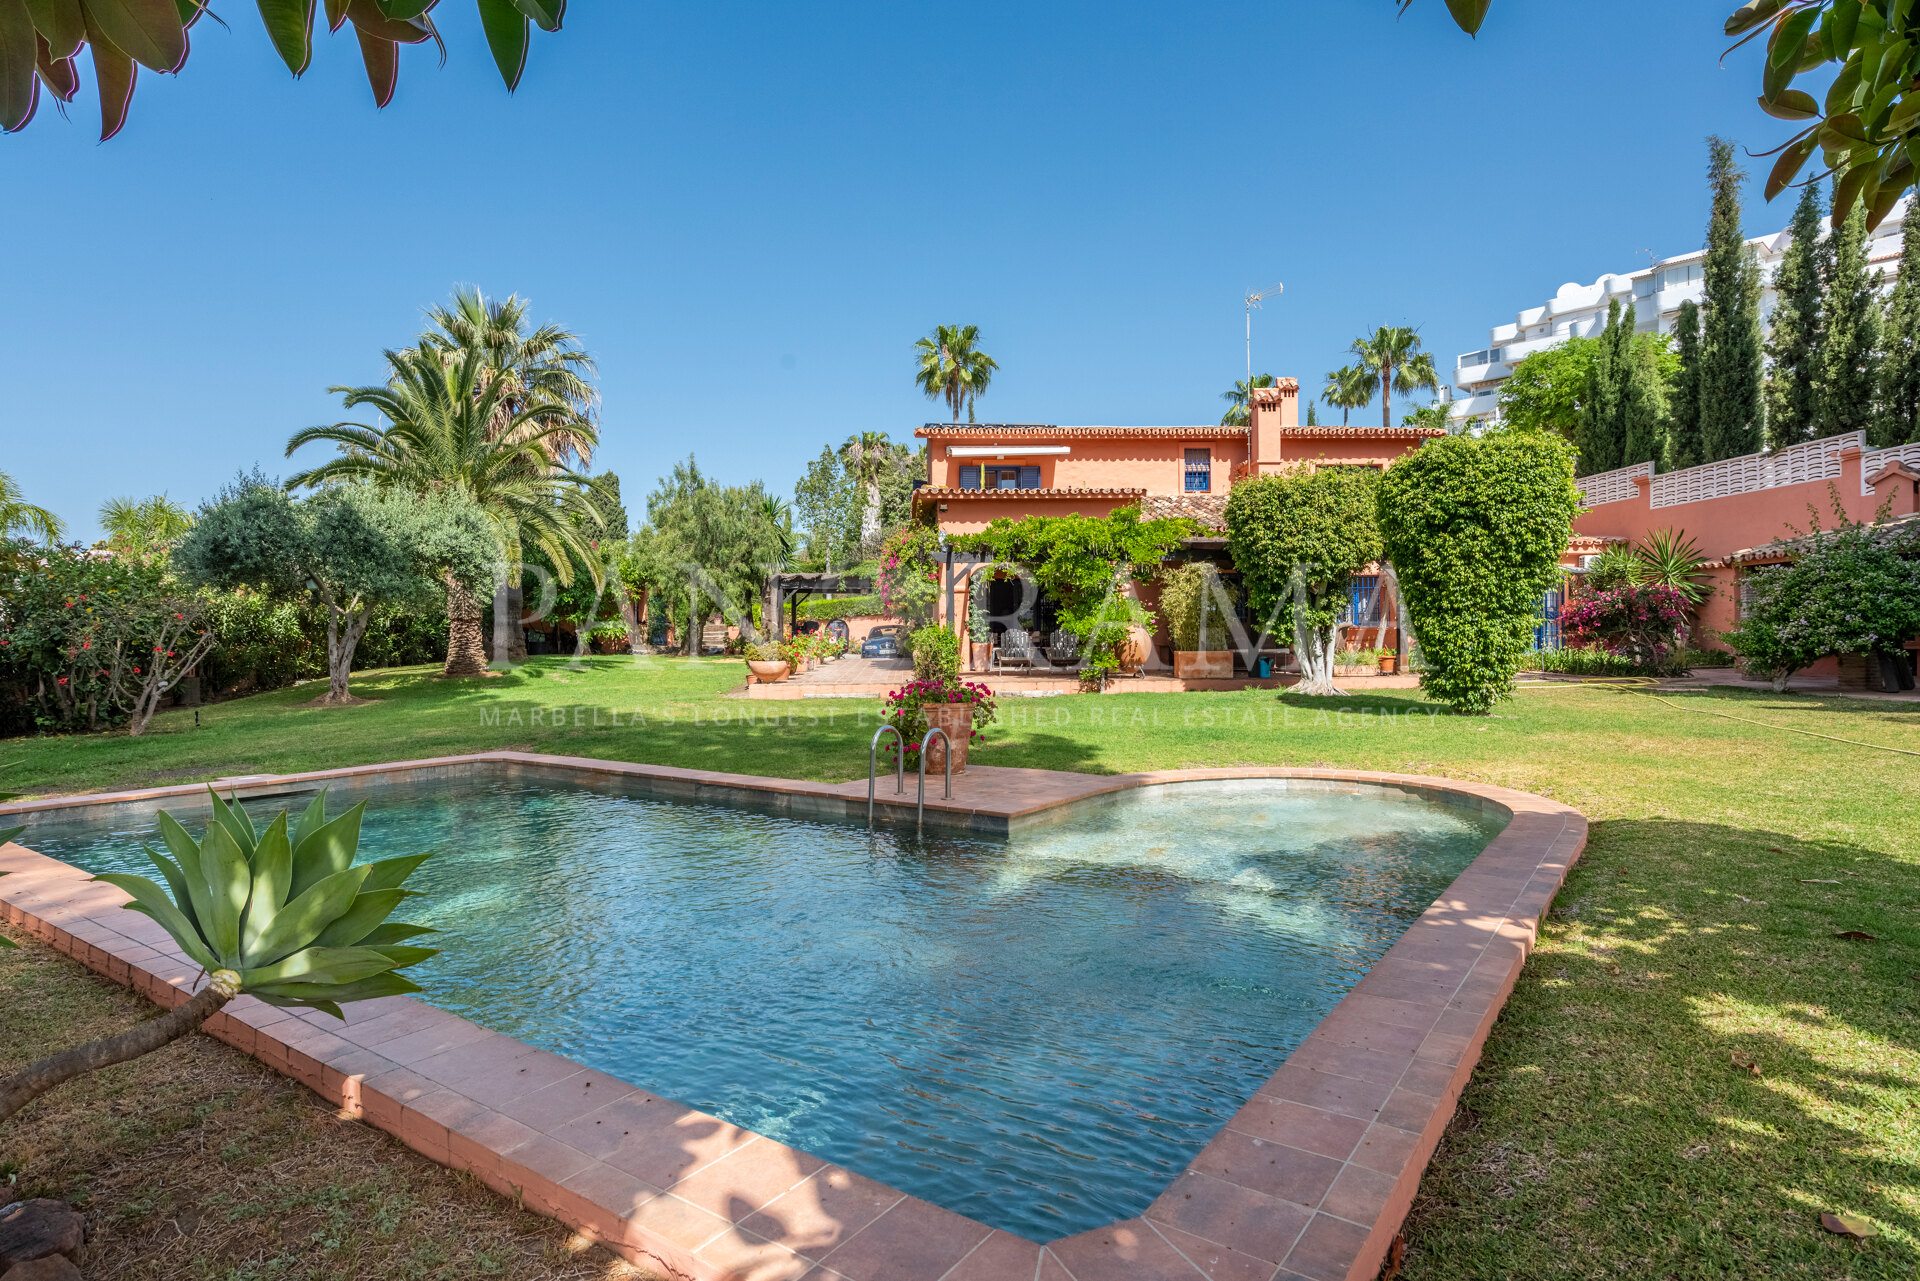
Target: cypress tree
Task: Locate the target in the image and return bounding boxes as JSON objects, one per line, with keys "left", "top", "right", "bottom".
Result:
{"left": 1670, "top": 299, "right": 1705, "bottom": 469}
{"left": 1819, "top": 194, "right": 1884, "bottom": 439}
{"left": 1579, "top": 298, "right": 1626, "bottom": 474}
{"left": 1699, "top": 136, "right": 1764, "bottom": 461}
{"left": 1873, "top": 206, "right": 1920, "bottom": 446}
{"left": 1763, "top": 182, "right": 1827, "bottom": 448}
{"left": 1621, "top": 312, "right": 1670, "bottom": 469}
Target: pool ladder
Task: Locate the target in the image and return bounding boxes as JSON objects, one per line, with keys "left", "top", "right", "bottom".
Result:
{"left": 868, "top": 725, "right": 953, "bottom": 828}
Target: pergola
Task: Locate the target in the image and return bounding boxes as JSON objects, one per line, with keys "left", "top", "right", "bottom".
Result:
{"left": 769, "top": 572, "right": 874, "bottom": 636}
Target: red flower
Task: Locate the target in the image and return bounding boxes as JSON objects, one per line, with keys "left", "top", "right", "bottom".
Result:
{"left": 57, "top": 677, "right": 68, "bottom": 685}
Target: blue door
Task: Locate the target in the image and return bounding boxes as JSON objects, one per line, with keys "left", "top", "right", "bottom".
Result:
{"left": 1533, "top": 585, "right": 1563, "bottom": 650}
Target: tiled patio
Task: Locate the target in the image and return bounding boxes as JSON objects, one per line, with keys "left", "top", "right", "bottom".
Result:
{"left": 741, "top": 656, "right": 1416, "bottom": 700}
{"left": 0, "top": 754, "right": 1586, "bottom": 1281}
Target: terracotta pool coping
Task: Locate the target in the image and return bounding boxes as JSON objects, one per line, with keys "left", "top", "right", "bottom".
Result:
{"left": 0, "top": 754, "right": 1585, "bottom": 1281}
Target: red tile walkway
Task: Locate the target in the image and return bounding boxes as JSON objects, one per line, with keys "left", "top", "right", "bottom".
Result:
{"left": 0, "top": 754, "right": 1585, "bottom": 1281}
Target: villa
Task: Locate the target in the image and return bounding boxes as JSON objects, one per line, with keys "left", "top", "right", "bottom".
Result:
{"left": 911, "top": 382, "right": 1444, "bottom": 674}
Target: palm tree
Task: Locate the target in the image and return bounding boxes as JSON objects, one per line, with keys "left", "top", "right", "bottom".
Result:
{"left": 1350, "top": 327, "right": 1439, "bottom": 429}
{"left": 1400, "top": 399, "right": 1458, "bottom": 435}
{"left": 413, "top": 288, "right": 600, "bottom": 662}
{"left": 98, "top": 494, "right": 192, "bottom": 557}
{"left": 285, "top": 346, "right": 607, "bottom": 677}
{"left": 913, "top": 324, "right": 999, "bottom": 423}
{"left": 839, "top": 431, "right": 892, "bottom": 555}
{"left": 1220, "top": 374, "right": 1276, "bottom": 426}
{"left": 0, "top": 470, "right": 64, "bottom": 542}
{"left": 757, "top": 494, "right": 795, "bottom": 636}
{"left": 1321, "top": 365, "right": 1374, "bottom": 427}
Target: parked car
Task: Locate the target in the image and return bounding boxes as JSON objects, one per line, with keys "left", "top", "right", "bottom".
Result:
{"left": 861, "top": 630, "right": 902, "bottom": 658}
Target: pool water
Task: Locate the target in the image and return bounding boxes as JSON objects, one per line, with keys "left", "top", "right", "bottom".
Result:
{"left": 21, "top": 775, "right": 1503, "bottom": 1240}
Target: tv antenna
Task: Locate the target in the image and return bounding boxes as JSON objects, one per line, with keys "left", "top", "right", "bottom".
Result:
{"left": 1244, "top": 280, "right": 1284, "bottom": 401}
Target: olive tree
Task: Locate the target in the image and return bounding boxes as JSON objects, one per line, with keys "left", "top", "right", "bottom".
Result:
{"left": 1224, "top": 466, "right": 1382, "bottom": 696}
{"left": 176, "top": 480, "right": 496, "bottom": 705}
{"left": 1376, "top": 431, "right": 1582, "bottom": 714}
{"left": 0, "top": 789, "right": 434, "bottom": 1122}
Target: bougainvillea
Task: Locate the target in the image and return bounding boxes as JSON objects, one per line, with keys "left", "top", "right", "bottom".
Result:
{"left": 1561, "top": 584, "right": 1693, "bottom": 667}
{"left": 877, "top": 525, "right": 942, "bottom": 628}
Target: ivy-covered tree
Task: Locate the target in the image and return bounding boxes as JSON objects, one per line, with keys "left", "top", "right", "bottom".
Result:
{"left": 1669, "top": 300, "right": 1707, "bottom": 469}
{"left": 1223, "top": 466, "right": 1382, "bottom": 696}
{"left": 1873, "top": 210, "right": 1920, "bottom": 446}
{"left": 1700, "top": 137, "right": 1766, "bottom": 462}
{"left": 176, "top": 480, "right": 496, "bottom": 705}
{"left": 1817, "top": 194, "right": 1884, "bottom": 438}
{"left": 1375, "top": 432, "right": 1582, "bottom": 714}
{"left": 1764, "top": 182, "right": 1829, "bottom": 448}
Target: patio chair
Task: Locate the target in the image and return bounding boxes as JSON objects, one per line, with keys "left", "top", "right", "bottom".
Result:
{"left": 993, "top": 628, "right": 1035, "bottom": 671}
{"left": 1047, "top": 630, "right": 1080, "bottom": 665}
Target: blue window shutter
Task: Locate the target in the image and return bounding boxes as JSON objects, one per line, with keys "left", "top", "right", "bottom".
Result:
{"left": 959, "top": 466, "right": 980, "bottom": 490}
{"left": 1019, "top": 465, "right": 1040, "bottom": 489}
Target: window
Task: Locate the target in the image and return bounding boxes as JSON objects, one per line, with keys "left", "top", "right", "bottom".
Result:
{"left": 957, "top": 464, "right": 1039, "bottom": 489}
{"left": 978, "top": 465, "right": 1040, "bottom": 490}
{"left": 1184, "top": 448, "right": 1211, "bottom": 493}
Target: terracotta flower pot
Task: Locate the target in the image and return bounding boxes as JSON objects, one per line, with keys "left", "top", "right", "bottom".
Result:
{"left": 1174, "top": 650, "right": 1234, "bottom": 679}
{"left": 969, "top": 641, "right": 992, "bottom": 672}
{"left": 920, "top": 703, "right": 972, "bottom": 774}
{"left": 1113, "top": 625, "right": 1152, "bottom": 673}
{"left": 747, "top": 660, "right": 790, "bottom": 684}
{"left": 1378, "top": 653, "right": 1397, "bottom": 674}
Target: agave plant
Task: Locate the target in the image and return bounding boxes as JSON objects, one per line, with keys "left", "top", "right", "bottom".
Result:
{"left": 0, "top": 788, "right": 436, "bottom": 1124}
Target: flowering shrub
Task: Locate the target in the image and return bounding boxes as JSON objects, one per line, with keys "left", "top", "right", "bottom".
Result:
{"left": 881, "top": 676, "right": 997, "bottom": 765}
{"left": 1721, "top": 503, "right": 1920, "bottom": 691}
{"left": 1560, "top": 583, "right": 1692, "bottom": 666}
{"left": 877, "top": 525, "right": 941, "bottom": 628}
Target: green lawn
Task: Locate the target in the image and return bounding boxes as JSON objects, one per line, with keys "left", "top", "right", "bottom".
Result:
{"left": 4, "top": 656, "right": 1918, "bottom": 1278}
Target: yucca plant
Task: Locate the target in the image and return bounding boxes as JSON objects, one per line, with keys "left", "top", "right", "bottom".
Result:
{"left": 1635, "top": 528, "right": 1714, "bottom": 605}
{"left": 0, "top": 789, "right": 436, "bottom": 1124}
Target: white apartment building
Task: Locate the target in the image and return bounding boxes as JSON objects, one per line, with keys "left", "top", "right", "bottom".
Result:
{"left": 1450, "top": 196, "right": 1911, "bottom": 427}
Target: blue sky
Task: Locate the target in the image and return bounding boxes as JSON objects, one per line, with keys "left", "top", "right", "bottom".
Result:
{"left": 6, "top": 1, "right": 1780, "bottom": 541}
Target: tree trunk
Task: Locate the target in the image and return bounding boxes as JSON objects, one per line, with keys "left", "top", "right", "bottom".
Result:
{"left": 861, "top": 482, "right": 882, "bottom": 556}
{"left": 442, "top": 572, "right": 489, "bottom": 677}
{"left": 1289, "top": 572, "right": 1345, "bottom": 696}
{"left": 1382, "top": 367, "right": 1392, "bottom": 430}
{"left": 317, "top": 602, "right": 371, "bottom": 704}
{"left": 1769, "top": 669, "right": 1795, "bottom": 693}
{"left": 0, "top": 970, "right": 238, "bottom": 1125}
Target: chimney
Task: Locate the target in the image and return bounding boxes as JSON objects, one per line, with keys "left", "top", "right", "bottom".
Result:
{"left": 1248, "top": 380, "right": 1298, "bottom": 473}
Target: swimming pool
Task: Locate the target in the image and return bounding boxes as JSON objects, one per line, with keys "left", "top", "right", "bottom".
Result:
{"left": 19, "top": 773, "right": 1505, "bottom": 1241}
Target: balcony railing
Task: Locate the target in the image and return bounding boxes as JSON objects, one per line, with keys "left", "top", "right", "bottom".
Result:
{"left": 1455, "top": 347, "right": 1505, "bottom": 368}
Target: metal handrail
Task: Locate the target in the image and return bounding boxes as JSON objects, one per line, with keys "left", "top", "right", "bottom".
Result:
{"left": 868, "top": 724, "right": 904, "bottom": 826}
{"left": 917, "top": 727, "right": 952, "bottom": 826}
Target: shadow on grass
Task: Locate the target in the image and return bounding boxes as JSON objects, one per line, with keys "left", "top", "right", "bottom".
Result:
{"left": 1405, "top": 817, "right": 1920, "bottom": 1277}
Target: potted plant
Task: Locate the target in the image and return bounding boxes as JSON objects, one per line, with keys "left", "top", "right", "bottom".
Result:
{"left": 967, "top": 574, "right": 993, "bottom": 673}
{"left": 1162, "top": 562, "right": 1235, "bottom": 679}
{"left": 1378, "top": 649, "right": 1398, "bottom": 674}
{"left": 745, "top": 640, "right": 790, "bottom": 683}
{"left": 881, "top": 675, "right": 998, "bottom": 776}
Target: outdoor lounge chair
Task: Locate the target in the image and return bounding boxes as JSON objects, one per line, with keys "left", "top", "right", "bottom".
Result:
{"left": 1047, "top": 630, "right": 1080, "bottom": 666}
{"left": 993, "top": 628, "right": 1035, "bottom": 671}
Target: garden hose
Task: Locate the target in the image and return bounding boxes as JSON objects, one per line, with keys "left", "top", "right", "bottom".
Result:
{"left": 1523, "top": 675, "right": 1920, "bottom": 758}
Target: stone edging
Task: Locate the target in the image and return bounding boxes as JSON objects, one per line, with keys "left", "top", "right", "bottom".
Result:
{"left": 0, "top": 754, "right": 1586, "bottom": 1281}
